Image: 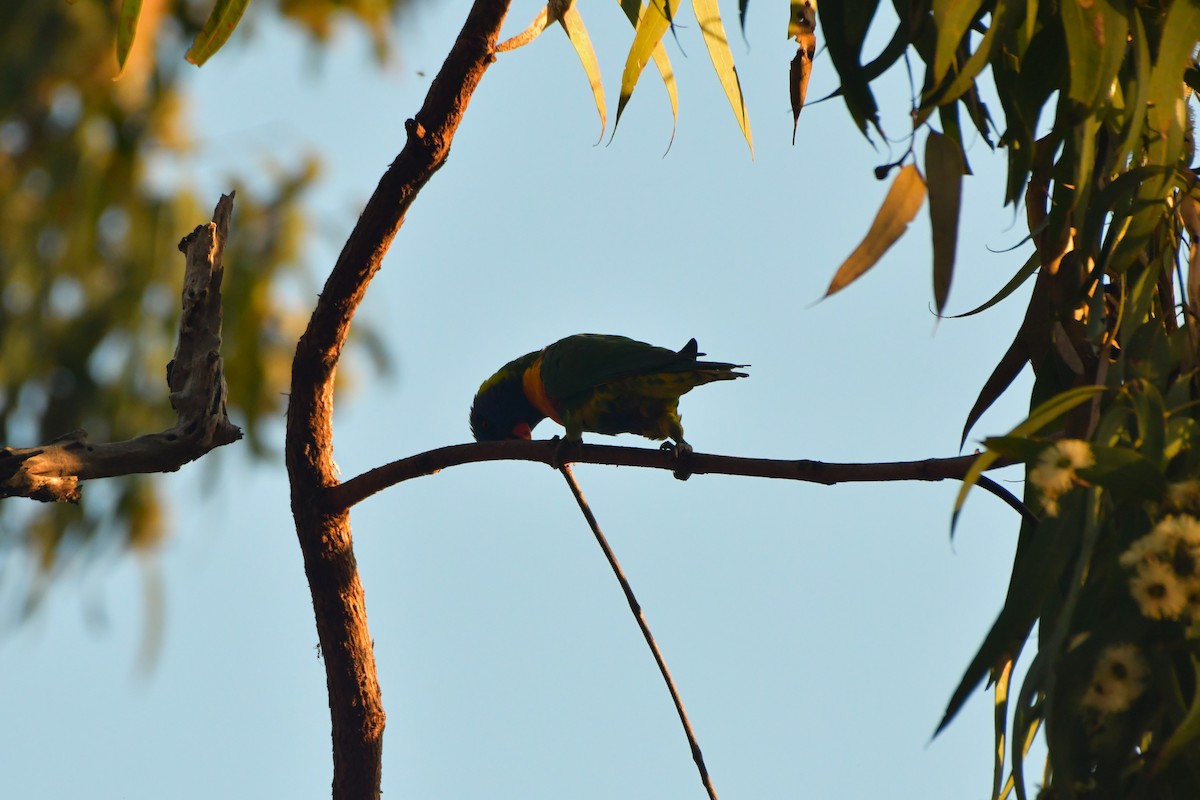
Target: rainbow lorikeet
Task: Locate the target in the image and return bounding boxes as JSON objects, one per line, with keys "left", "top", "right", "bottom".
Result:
{"left": 470, "top": 334, "right": 747, "bottom": 449}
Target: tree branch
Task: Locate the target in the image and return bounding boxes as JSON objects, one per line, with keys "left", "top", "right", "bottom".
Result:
{"left": 282, "top": 0, "right": 513, "bottom": 796}
{"left": 0, "top": 193, "right": 242, "bottom": 503}
{"left": 321, "top": 440, "right": 1027, "bottom": 518}
{"left": 560, "top": 465, "right": 721, "bottom": 800}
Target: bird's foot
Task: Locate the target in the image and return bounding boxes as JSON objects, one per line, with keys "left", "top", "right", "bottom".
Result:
{"left": 666, "top": 439, "right": 693, "bottom": 481}
{"left": 551, "top": 435, "right": 579, "bottom": 470}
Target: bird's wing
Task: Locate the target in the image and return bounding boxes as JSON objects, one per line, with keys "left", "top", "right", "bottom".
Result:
{"left": 539, "top": 334, "right": 696, "bottom": 401}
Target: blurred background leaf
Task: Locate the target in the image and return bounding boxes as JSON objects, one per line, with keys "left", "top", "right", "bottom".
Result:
{"left": 0, "top": 0, "right": 410, "bottom": 612}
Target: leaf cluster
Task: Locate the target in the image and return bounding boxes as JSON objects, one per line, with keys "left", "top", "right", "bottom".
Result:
{"left": 0, "top": 1, "right": 324, "bottom": 595}
{"left": 811, "top": 1, "right": 1200, "bottom": 795}
{"left": 496, "top": 0, "right": 750, "bottom": 152}
{"left": 949, "top": 324, "right": 1199, "bottom": 798}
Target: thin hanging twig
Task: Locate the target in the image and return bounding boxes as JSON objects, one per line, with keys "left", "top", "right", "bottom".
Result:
{"left": 559, "top": 464, "right": 719, "bottom": 800}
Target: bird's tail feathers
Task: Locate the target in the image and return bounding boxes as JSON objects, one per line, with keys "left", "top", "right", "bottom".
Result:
{"left": 692, "top": 364, "right": 749, "bottom": 383}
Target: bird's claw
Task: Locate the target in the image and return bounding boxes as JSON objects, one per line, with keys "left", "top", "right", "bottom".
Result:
{"left": 670, "top": 439, "right": 693, "bottom": 481}
{"left": 551, "top": 435, "right": 580, "bottom": 470}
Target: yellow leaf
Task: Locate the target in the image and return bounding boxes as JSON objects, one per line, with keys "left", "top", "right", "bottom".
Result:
{"left": 616, "top": 0, "right": 679, "bottom": 149}
{"left": 115, "top": 0, "right": 144, "bottom": 78}
{"left": 558, "top": 5, "right": 607, "bottom": 143}
{"left": 691, "top": 0, "right": 752, "bottom": 155}
{"left": 788, "top": 0, "right": 816, "bottom": 40}
{"left": 822, "top": 164, "right": 927, "bottom": 299}
{"left": 615, "top": 0, "right": 682, "bottom": 140}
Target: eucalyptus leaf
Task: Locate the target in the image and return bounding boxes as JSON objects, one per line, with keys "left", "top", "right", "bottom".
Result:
{"left": 115, "top": 0, "right": 143, "bottom": 77}
{"left": 955, "top": 385, "right": 1106, "bottom": 526}
{"left": 185, "top": 0, "right": 250, "bottom": 66}
{"left": 691, "top": 0, "right": 752, "bottom": 154}
{"left": 558, "top": 5, "right": 607, "bottom": 143}
{"left": 822, "top": 164, "right": 926, "bottom": 299}
{"left": 926, "top": 130, "right": 965, "bottom": 315}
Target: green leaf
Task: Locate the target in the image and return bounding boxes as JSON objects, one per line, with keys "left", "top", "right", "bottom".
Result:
{"left": 817, "top": 0, "right": 882, "bottom": 136}
{"left": 1023, "top": 488, "right": 1102, "bottom": 797}
{"left": 943, "top": 250, "right": 1038, "bottom": 319}
{"left": 821, "top": 164, "right": 926, "bottom": 299}
{"left": 1081, "top": 166, "right": 1173, "bottom": 271}
{"left": 1019, "top": 0, "right": 1038, "bottom": 57}
{"left": 1126, "top": 258, "right": 1162, "bottom": 335}
{"left": 919, "top": 0, "right": 1009, "bottom": 125}
{"left": 815, "top": 0, "right": 915, "bottom": 106}
{"left": 115, "top": 0, "right": 143, "bottom": 78}
{"left": 558, "top": 5, "right": 607, "bottom": 143}
{"left": 937, "top": 511, "right": 1076, "bottom": 737}
{"left": 954, "top": 385, "right": 1106, "bottom": 525}
{"left": 978, "top": 435, "right": 1046, "bottom": 463}
{"left": 1123, "top": 294, "right": 1172, "bottom": 385}
{"left": 1060, "top": 0, "right": 1128, "bottom": 110}
{"left": 931, "top": 0, "right": 982, "bottom": 86}
{"left": 1079, "top": 445, "right": 1165, "bottom": 500}
{"left": 960, "top": 334, "right": 1031, "bottom": 448}
{"left": 1068, "top": 113, "right": 1101, "bottom": 214}
{"left": 992, "top": 16, "right": 1064, "bottom": 205}
{"left": 959, "top": 84, "right": 996, "bottom": 150}
{"left": 1013, "top": 385, "right": 1107, "bottom": 440}
{"left": 1110, "top": 0, "right": 1200, "bottom": 268}
{"left": 1153, "top": 656, "right": 1200, "bottom": 776}
{"left": 1127, "top": 380, "right": 1167, "bottom": 464}
{"left": 691, "top": 0, "right": 753, "bottom": 154}
{"left": 185, "top": 0, "right": 251, "bottom": 66}
{"left": 926, "top": 131, "right": 965, "bottom": 316}
{"left": 1166, "top": 416, "right": 1199, "bottom": 462}
{"left": 1146, "top": 0, "right": 1200, "bottom": 144}
{"left": 615, "top": 0, "right": 682, "bottom": 140}
{"left": 937, "top": 101, "right": 969, "bottom": 170}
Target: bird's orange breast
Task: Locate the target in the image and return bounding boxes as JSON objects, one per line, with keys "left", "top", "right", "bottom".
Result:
{"left": 522, "top": 354, "right": 562, "bottom": 424}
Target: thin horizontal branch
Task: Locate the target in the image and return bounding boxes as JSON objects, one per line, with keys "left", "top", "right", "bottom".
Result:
{"left": 0, "top": 193, "right": 243, "bottom": 503}
{"left": 320, "top": 439, "right": 1024, "bottom": 516}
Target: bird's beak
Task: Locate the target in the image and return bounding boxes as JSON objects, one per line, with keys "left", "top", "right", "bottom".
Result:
{"left": 512, "top": 422, "right": 533, "bottom": 440}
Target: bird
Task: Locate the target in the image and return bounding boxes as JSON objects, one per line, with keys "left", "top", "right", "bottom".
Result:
{"left": 469, "top": 334, "right": 748, "bottom": 454}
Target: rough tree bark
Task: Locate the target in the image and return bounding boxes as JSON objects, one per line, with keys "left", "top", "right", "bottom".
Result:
{"left": 283, "top": 0, "right": 513, "bottom": 796}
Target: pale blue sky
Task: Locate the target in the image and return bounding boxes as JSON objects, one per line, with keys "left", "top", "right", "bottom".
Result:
{"left": 3, "top": 2, "right": 1040, "bottom": 797}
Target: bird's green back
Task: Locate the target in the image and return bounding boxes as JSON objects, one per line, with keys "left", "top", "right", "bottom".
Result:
{"left": 540, "top": 334, "right": 706, "bottom": 402}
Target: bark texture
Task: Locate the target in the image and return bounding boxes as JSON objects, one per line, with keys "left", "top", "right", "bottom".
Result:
{"left": 283, "top": 1, "right": 512, "bottom": 796}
